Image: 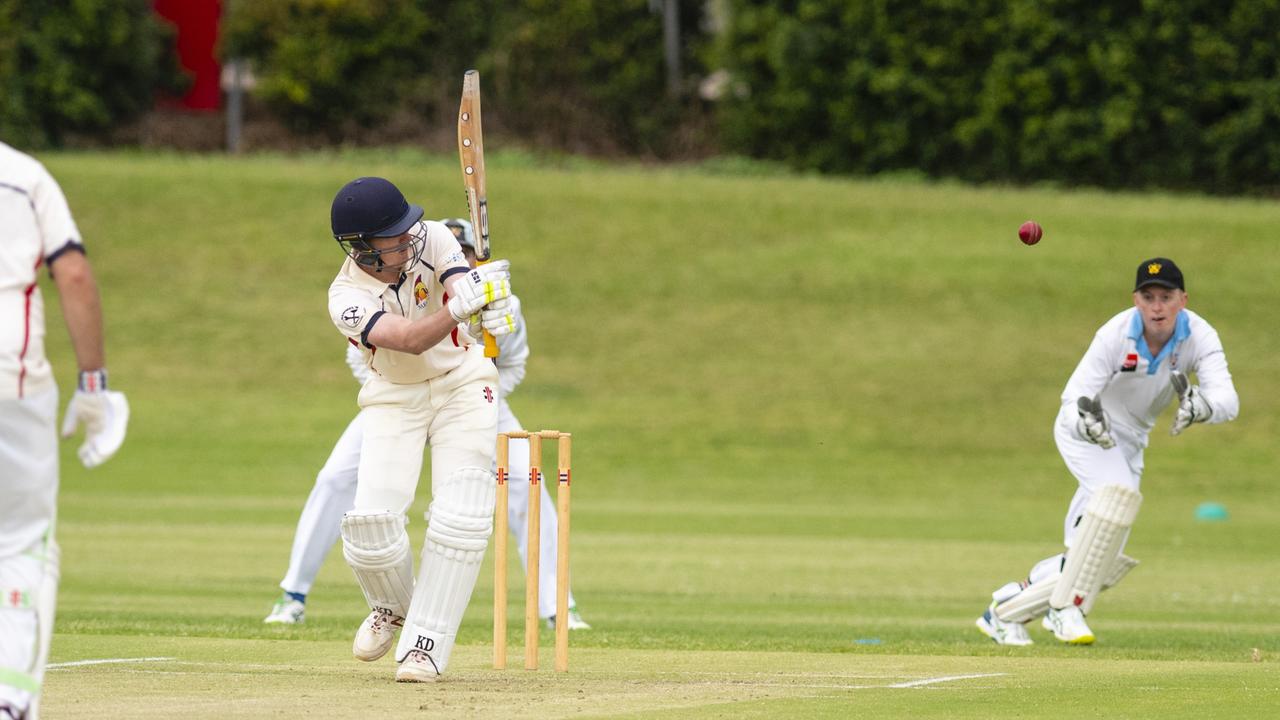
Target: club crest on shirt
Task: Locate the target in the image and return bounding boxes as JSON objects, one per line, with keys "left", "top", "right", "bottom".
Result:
{"left": 341, "top": 306, "right": 363, "bottom": 327}
{"left": 1120, "top": 352, "right": 1139, "bottom": 372}
{"left": 413, "top": 274, "right": 428, "bottom": 308}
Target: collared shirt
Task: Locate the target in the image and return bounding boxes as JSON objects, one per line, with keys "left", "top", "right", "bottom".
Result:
{"left": 328, "top": 220, "right": 471, "bottom": 384}
{"left": 1060, "top": 307, "right": 1238, "bottom": 436}
{"left": 1, "top": 143, "right": 84, "bottom": 400}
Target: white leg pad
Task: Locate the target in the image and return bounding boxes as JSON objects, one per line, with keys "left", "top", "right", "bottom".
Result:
{"left": 1082, "top": 553, "right": 1140, "bottom": 614}
{"left": 993, "top": 577, "right": 1054, "bottom": 624}
{"left": 395, "top": 467, "right": 495, "bottom": 670}
{"left": 0, "top": 540, "right": 58, "bottom": 719}
{"left": 995, "top": 551, "right": 1139, "bottom": 623}
{"left": 340, "top": 511, "right": 414, "bottom": 618}
{"left": 1050, "top": 484, "right": 1142, "bottom": 611}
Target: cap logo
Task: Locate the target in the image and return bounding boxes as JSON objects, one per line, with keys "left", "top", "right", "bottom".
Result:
{"left": 1148, "top": 262, "right": 1162, "bottom": 275}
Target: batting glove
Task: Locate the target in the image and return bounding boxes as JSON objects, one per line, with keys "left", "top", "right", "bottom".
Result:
{"left": 1170, "top": 370, "right": 1212, "bottom": 436}
{"left": 1076, "top": 394, "right": 1116, "bottom": 449}
{"left": 447, "top": 259, "right": 511, "bottom": 323}
{"left": 463, "top": 296, "right": 518, "bottom": 343}
{"left": 60, "top": 369, "right": 130, "bottom": 468}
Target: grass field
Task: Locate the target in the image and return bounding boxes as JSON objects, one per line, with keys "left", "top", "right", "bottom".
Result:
{"left": 33, "top": 150, "right": 1280, "bottom": 718}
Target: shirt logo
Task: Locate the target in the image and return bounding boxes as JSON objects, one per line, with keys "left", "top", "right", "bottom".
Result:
{"left": 1148, "top": 262, "right": 1163, "bottom": 275}
{"left": 341, "top": 306, "right": 364, "bottom": 328}
{"left": 413, "top": 274, "right": 428, "bottom": 308}
{"left": 483, "top": 386, "right": 494, "bottom": 403}
{"left": 1121, "top": 353, "right": 1138, "bottom": 372}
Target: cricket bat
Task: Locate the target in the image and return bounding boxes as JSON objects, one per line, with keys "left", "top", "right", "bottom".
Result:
{"left": 458, "top": 69, "right": 499, "bottom": 358}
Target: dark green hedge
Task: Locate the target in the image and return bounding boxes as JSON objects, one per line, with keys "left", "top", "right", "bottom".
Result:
{"left": 0, "top": 0, "right": 184, "bottom": 147}
{"left": 222, "top": 0, "right": 707, "bottom": 154}
{"left": 716, "top": 0, "right": 1280, "bottom": 192}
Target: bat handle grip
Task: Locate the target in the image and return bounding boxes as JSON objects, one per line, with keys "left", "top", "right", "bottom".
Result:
{"left": 483, "top": 330, "right": 499, "bottom": 358}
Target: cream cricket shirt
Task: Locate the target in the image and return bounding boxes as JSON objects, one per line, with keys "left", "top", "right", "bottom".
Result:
{"left": 328, "top": 220, "right": 472, "bottom": 384}
{"left": 1060, "top": 307, "right": 1238, "bottom": 438}
{"left": 1, "top": 143, "right": 84, "bottom": 400}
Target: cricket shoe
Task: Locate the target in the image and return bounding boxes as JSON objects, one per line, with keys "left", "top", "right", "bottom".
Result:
{"left": 1044, "top": 606, "right": 1095, "bottom": 645}
{"left": 353, "top": 608, "right": 404, "bottom": 661}
{"left": 263, "top": 594, "right": 306, "bottom": 624}
{"left": 975, "top": 602, "right": 1032, "bottom": 646}
{"left": 0, "top": 702, "right": 27, "bottom": 720}
{"left": 546, "top": 607, "right": 591, "bottom": 631}
{"left": 394, "top": 649, "right": 441, "bottom": 683}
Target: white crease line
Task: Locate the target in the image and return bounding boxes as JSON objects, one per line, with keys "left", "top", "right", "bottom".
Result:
{"left": 47, "top": 657, "right": 175, "bottom": 670}
{"left": 886, "top": 673, "right": 1006, "bottom": 689}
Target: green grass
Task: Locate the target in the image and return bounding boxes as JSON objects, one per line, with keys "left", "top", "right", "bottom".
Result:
{"left": 33, "top": 150, "right": 1280, "bottom": 718}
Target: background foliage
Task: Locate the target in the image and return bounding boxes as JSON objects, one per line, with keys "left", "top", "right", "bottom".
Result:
{"left": 221, "top": 0, "right": 708, "bottom": 155}
{"left": 0, "top": 0, "right": 185, "bottom": 147}
{"left": 4, "top": 1, "right": 1280, "bottom": 192}
{"left": 715, "top": 0, "right": 1280, "bottom": 192}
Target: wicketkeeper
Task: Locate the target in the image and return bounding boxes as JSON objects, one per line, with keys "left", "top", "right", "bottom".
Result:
{"left": 977, "top": 258, "right": 1238, "bottom": 646}
{"left": 326, "top": 177, "right": 515, "bottom": 682}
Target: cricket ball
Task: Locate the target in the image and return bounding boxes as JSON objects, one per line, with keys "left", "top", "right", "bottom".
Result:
{"left": 1018, "top": 220, "right": 1043, "bottom": 245}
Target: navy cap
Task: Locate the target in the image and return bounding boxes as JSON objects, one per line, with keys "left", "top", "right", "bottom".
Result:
{"left": 1134, "top": 257, "right": 1184, "bottom": 291}
{"left": 331, "top": 177, "right": 424, "bottom": 240}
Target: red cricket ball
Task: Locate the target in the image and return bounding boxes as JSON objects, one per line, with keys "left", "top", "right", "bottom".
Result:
{"left": 1018, "top": 220, "right": 1043, "bottom": 245}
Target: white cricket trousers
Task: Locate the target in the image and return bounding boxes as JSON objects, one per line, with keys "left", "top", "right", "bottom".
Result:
{"left": 354, "top": 349, "right": 500, "bottom": 513}
{"left": 1, "top": 388, "right": 59, "bottom": 716}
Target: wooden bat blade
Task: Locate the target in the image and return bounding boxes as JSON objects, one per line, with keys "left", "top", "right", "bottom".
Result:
{"left": 458, "top": 70, "right": 490, "bottom": 262}
{"left": 458, "top": 69, "right": 499, "bottom": 359}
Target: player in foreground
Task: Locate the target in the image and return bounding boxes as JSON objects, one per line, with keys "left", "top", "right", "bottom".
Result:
{"left": 977, "top": 258, "right": 1238, "bottom": 646}
{"left": 2, "top": 142, "right": 129, "bottom": 719}
{"left": 265, "top": 219, "right": 588, "bottom": 631}
{"left": 325, "top": 177, "right": 516, "bottom": 682}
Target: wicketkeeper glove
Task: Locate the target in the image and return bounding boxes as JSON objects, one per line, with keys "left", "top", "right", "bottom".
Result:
{"left": 1170, "top": 370, "right": 1212, "bottom": 436}
{"left": 447, "top": 259, "right": 512, "bottom": 323}
{"left": 1076, "top": 394, "right": 1116, "bottom": 449}
{"left": 60, "top": 369, "right": 130, "bottom": 468}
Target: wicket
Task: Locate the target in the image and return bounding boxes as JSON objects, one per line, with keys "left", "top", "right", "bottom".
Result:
{"left": 493, "top": 430, "right": 572, "bottom": 671}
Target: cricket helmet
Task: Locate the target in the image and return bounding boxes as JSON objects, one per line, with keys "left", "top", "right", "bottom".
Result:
{"left": 440, "top": 218, "right": 475, "bottom": 250}
{"left": 331, "top": 177, "right": 426, "bottom": 273}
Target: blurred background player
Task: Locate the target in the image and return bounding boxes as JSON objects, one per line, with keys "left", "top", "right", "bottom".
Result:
{"left": 266, "top": 218, "right": 588, "bottom": 631}
{"left": 1, "top": 142, "right": 129, "bottom": 720}
{"left": 977, "top": 258, "right": 1238, "bottom": 646}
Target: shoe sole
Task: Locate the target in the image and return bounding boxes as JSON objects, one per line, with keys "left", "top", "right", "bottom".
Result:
{"left": 353, "top": 643, "right": 395, "bottom": 662}
{"left": 395, "top": 670, "right": 439, "bottom": 683}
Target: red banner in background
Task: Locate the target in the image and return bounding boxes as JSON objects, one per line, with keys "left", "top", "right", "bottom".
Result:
{"left": 153, "top": 0, "right": 222, "bottom": 111}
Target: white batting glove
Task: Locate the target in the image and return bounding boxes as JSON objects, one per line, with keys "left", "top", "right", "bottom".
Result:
{"left": 463, "top": 296, "right": 518, "bottom": 343}
{"left": 60, "top": 369, "right": 130, "bottom": 468}
{"left": 447, "top": 259, "right": 511, "bottom": 323}
{"left": 1170, "top": 370, "right": 1211, "bottom": 436}
{"left": 344, "top": 343, "right": 371, "bottom": 385}
{"left": 1076, "top": 395, "right": 1116, "bottom": 449}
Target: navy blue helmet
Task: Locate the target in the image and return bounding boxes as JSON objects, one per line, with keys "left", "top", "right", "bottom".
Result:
{"left": 331, "top": 177, "right": 425, "bottom": 273}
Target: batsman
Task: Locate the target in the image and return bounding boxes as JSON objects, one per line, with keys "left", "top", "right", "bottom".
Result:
{"left": 327, "top": 175, "right": 515, "bottom": 681}
{"left": 977, "top": 258, "right": 1239, "bottom": 646}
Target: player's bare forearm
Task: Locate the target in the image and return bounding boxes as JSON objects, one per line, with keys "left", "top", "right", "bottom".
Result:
{"left": 364, "top": 309, "right": 458, "bottom": 355}
{"left": 49, "top": 250, "right": 106, "bottom": 371}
